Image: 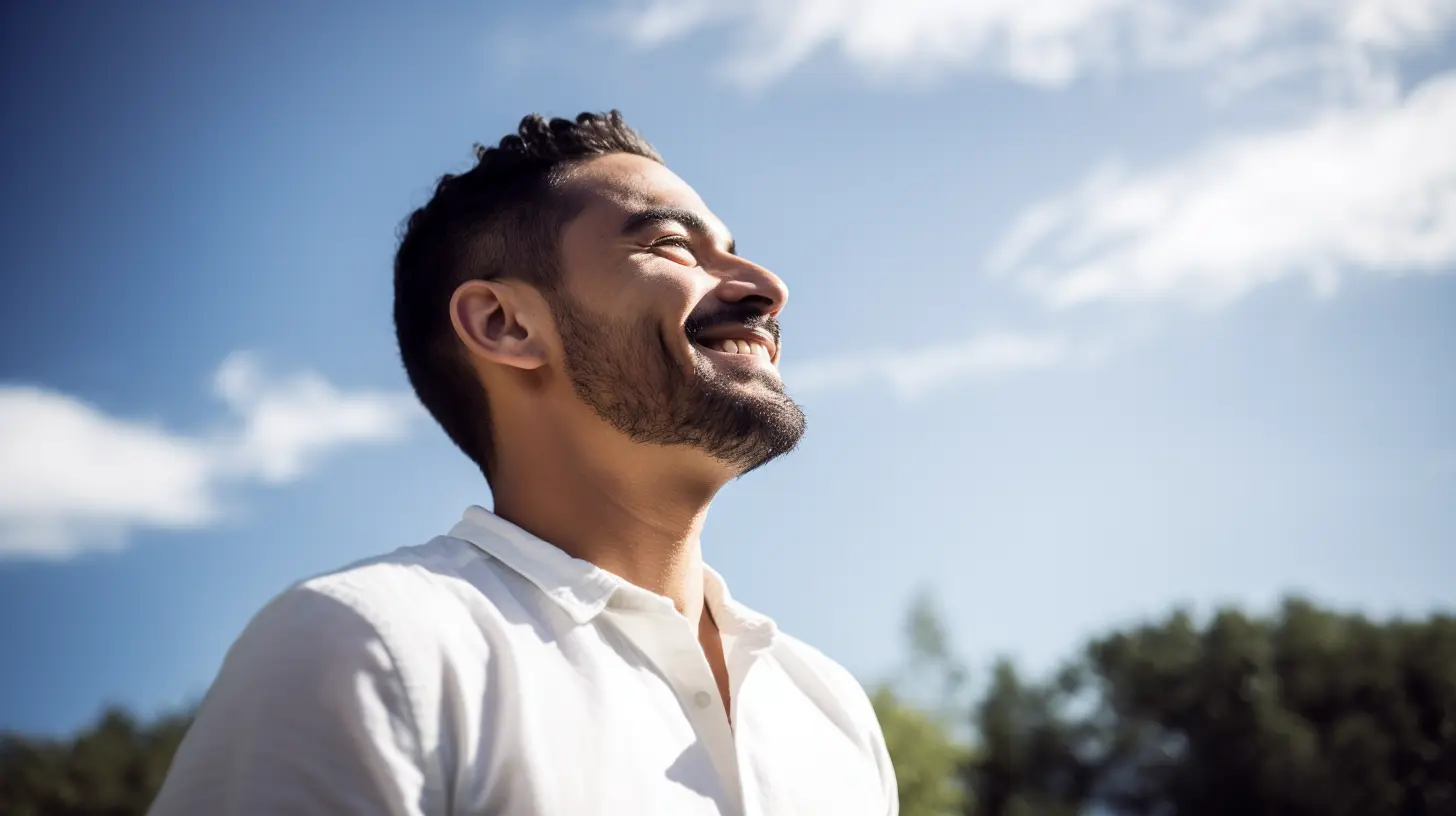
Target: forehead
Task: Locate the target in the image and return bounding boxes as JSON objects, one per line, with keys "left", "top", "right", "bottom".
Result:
{"left": 557, "top": 153, "right": 728, "bottom": 237}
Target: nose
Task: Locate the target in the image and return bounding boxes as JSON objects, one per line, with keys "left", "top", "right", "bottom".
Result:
{"left": 711, "top": 256, "right": 790, "bottom": 317}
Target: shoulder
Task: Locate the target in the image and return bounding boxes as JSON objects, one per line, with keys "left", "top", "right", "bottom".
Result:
{"left": 294, "top": 534, "right": 491, "bottom": 623}
{"left": 152, "top": 541, "right": 491, "bottom": 814}
{"left": 273, "top": 534, "right": 512, "bottom": 683}
{"left": 769, "top": 631, "right": 880, "bottom": 725}
{"left": 239, "top": 536, "right": 510, "bottom": 702}
{"left": 768, "top": 632, "right": 899, "bottom": 808}
{"left": 769, "top": 632, "right": 900, "bottom": 812}
{"left": 203, "top": 536, "right": 506, "bottom": 758}
{"left": 222, "top": 535, "right": 495, "bottom": 702}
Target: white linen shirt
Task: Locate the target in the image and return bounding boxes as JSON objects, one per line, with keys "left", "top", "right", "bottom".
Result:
{"left": 151, "top": 506, "right": 898, "bottom": 815}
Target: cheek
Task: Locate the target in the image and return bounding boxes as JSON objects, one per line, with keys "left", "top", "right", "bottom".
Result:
{"left": 588, "top": 264, "right": 700, "bottom": 327}
{"left": 585, "top": 264, "right": 711, "bottom": 366}
{"left": 636, "top": 271, "right": 702, "bottom": 350}
{"left": 646, "top": 267, "right": 702, "bottom": 320}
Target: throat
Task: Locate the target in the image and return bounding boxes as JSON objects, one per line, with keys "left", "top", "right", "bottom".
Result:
{"left": 488, "top": 445, "right": 717, "bottom": 609}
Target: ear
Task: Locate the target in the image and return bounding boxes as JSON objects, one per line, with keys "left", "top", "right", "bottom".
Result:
{"left": 449, "top": 279, "right": 550, "bottom": 371}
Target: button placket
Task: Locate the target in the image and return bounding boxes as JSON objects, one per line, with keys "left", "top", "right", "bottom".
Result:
{"left": 604, "top": 605, "right": 745, "bottom": 813}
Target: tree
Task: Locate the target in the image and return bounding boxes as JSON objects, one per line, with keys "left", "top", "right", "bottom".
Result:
{"left": 1, "top": 706, "right": 191, "bottom": 816}
{"left": 6, "top": 596, "right": 1452, "bottom": 816}
{"left": 874, "top": 590, "right": 975, "bottom": 815}
{"left": 966, "top": 660, "right": 1087, "bottom": 816}
{"left": 967, "top": 598, "right": 1456, "bottom": 816}
{"left": 873, "top": 686, "right": 971, "bottom": 816}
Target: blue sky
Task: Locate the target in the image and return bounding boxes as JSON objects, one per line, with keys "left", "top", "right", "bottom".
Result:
{"left": 2, "top": 1, "right": 1453, "bottom": 735}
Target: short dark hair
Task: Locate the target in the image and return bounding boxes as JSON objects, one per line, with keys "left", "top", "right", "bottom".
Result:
{"left": 393, "top": 110, "right": 662, "bottom": 481}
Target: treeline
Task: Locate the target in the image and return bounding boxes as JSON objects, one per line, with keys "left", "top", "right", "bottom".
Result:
{"left": 876, "top": 596, "right": 1456, "bottom": 816}
{"left": 2, "top": 597, "right": 1454, "bottom": 815}
{"left": 1, "top": 709, "right": 190, "bottom": 816}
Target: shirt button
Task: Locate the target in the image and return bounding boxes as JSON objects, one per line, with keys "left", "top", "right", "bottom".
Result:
{"left": 693, "top": 690, "right": 713, "bottom": 709}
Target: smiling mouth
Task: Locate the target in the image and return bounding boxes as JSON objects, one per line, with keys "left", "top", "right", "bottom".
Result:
{"left": 692, "top": 336, "right": 775, "bottom": 362}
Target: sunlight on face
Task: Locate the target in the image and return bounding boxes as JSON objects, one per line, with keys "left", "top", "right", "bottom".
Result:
{"left": 548, "top": 154, "right": 806, "bottom": 473}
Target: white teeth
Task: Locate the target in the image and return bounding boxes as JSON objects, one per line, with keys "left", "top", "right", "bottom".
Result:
{"left": 704, "top": 338, "right": 770, "bottom": 358}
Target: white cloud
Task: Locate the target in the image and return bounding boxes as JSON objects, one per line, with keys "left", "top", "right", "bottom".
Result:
{"left": 0, "top": 354, "right": 420, "bottom": 560}
{"left": 990, "top": 71, "right": 1456, "bottom": 309}
{"left": 0, "top": 389, "right": 217, "bottom": 558}
{"left": 788, "top": 331, "right": 1066, "bottom": 399}
{"left": 211, "top": 353, "right": 419, "bottom": 484}
{"left": 608, "top": 0, "right": 1456, "bottom": 93}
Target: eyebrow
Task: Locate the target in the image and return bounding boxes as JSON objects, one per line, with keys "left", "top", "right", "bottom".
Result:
{"left": 620, "top": 206, "right": 737, "bottom": 256}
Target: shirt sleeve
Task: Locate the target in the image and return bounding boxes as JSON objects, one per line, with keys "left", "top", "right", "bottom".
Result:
{"left": 149, "top": 586, "right": 435, "bottom": 816}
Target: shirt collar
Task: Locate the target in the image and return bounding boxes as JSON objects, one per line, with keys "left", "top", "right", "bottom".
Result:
{"left": 448, "top": 505, "right": 621, "bottom": 625}
{"left": 447, "top": 505, "right": 777, "bottom": 643}
{"left": 703, "top": 564, "right": 778, "bottom": 643}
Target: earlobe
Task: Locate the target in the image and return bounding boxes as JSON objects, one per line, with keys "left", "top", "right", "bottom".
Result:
{"left": 449, "top": 280, "right": 549, "bottom": 370}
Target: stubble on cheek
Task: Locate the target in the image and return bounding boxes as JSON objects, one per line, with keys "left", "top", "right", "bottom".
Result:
{"left": 554, "top": 291, "right": 805, "bottom": 469}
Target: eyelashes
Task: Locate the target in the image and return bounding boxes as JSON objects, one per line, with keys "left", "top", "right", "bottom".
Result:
{"left": 648, "top": 235, "right": 697, "bottom": 265}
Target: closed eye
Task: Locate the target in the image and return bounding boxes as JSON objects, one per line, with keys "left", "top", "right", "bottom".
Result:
{"left": 647, "top": 235, "right": 697, "bottom": 265}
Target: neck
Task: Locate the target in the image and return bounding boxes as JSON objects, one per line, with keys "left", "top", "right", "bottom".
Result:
{"left": 489, "top": 420, "right": 728, "bottom": 623}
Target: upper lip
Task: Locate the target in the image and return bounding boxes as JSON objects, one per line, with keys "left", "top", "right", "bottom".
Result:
{"left": 690, "top": 325, "right": 778, "bottom": 362}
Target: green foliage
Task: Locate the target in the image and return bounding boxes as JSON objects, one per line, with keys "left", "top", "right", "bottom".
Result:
{"left": 0, "top": 707, "right": 191, "bottom": 816}
{"left": 3, "top": 597, "right": 1453, "bottom": 816}
{"left": 967, "top": 598, "right": 1456, "bottom": 816}
{"left": 872, "top": 686, "right": 971, "bottom": 816}
{"left": 967, "top": 660, "right": 1091, "bottom": 816}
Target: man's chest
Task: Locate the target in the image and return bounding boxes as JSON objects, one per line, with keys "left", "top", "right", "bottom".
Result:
{"left": 438, "top": 636, "right": 886, "bottom": 816}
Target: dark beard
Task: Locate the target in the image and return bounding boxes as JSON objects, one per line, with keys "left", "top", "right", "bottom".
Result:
{"left": 549, "top": 292, "right": 806, "bottom": 474}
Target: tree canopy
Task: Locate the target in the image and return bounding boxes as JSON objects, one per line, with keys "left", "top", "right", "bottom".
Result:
{"left": 1, "top": 707, "right": 190, "bottom": 816}
{"left": 963, "top": 598, "right": 1456, "bottom": 816}
{"left": 3, "top": 596, "right": 1453, "bottom": 815}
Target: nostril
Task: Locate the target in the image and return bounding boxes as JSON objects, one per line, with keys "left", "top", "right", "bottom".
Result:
{"left": 734, "top": 293, "right": 776, "bottom": 311}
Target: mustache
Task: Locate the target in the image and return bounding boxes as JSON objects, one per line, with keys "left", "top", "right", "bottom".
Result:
{"left": 684, "top": 302, "right": 781, "bottom": 347}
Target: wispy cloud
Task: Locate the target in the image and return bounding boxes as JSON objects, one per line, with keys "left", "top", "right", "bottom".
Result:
{"left": 209, "top": 355, "right": 418, "bottom": 484}
{"left": 990, "top": 70, "right": 1456, "bottom": 310}
{"left": 607, "top": 0, "right": 1455, "bottom": 95}
{"left": 788, "top": 331, "right": 1066, "bottom": 399}
{"left": 0, "top": 353, "right": 420, "bottom": 560}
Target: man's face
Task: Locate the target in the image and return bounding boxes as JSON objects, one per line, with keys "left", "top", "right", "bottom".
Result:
{"left": 548, "top": 153, "right": 805, "bottom": 474}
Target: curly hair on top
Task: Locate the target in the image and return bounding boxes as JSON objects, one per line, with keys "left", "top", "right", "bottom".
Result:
{"left": 393, "top": 110, "right": 662, "bottom": 481}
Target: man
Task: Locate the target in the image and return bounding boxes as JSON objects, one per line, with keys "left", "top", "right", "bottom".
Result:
{"left": 152, "top": 111, "right": 898, "bottom": 815}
